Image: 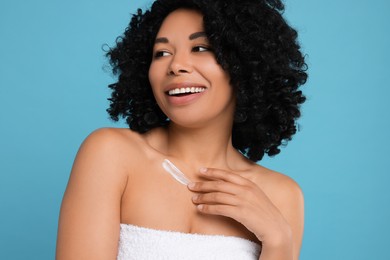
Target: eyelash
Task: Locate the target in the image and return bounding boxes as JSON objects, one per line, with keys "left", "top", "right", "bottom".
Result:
{"left": 153, "top": 45, "right": 212, "bottom": 59}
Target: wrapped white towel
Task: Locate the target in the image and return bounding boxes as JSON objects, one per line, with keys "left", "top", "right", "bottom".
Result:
{"left": 117, "top": 223, "right": 261, "bottom": 260}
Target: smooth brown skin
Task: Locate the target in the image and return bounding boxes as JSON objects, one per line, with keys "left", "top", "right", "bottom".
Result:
{"left": 56, "top": 9, "right": 304, "bottom": 260}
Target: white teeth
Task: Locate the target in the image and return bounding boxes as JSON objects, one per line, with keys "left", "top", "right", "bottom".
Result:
{"left": 168, "top": 87, "right": 206, "bottom": 96}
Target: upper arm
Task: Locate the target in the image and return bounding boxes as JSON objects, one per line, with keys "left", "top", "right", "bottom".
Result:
{"left": 271, "top": 175, "right": 305, "bottom": 260}
{"left": 56, "top": 128, "right": 130, "bottom": 259}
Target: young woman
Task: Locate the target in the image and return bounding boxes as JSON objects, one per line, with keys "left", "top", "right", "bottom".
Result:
{"left": 56, "top": 0, "right": 307, "bottom": 259}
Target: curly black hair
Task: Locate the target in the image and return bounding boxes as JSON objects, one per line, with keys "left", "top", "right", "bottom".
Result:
{"left": 106, "top": 0, "right": 308, "bottom": 162}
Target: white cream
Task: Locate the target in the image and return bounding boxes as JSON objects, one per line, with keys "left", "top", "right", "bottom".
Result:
{"left": 162, "top": 159, "right": 191, "bottom": 185}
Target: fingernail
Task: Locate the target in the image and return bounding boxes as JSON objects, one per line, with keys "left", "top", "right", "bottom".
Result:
{"left": 192, "top": 195, "right": 199, "bottom": 201}
{"left": 199, "top": 167, "right": 207, "bottom": 173}
{"left": 197, "top": 204, "right": 204, "bottom": 210}
{"left": 188, "top": 182, "right": 195, "bottom": 188}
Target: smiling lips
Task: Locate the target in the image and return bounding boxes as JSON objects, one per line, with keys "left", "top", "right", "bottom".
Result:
{"left": 168, "top": 87, "right": 206, "bottom": 96}
{"left": 165, "top": 83, "right": 207, "bottom": 105}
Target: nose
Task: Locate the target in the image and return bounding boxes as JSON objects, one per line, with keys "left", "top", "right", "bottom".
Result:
{"left": 167, "top": 51, "right": 193, "bottom": 76}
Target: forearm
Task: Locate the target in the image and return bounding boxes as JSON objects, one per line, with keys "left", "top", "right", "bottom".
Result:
{"left": 257, "top": 226, "right": 294, "bottom": 260}
{"left": 258, "top": 242, "right": 293, "bottom": 260}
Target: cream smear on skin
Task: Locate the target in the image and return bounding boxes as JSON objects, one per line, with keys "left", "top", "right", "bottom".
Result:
{"left": 162, "top": 159, "right": 191, "bottom": 185}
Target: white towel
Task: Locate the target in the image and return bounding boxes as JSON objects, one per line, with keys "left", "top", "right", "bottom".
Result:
{"left": 117, "top": 224, "right": 261, "bottom": 260}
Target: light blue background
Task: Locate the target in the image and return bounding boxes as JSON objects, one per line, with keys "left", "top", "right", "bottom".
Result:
{"left": 1, "top": 0, "right": 389, "bottom": 259}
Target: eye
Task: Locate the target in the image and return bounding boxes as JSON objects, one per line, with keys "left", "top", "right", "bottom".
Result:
{"left": 192, "top": 46, "right": 211, "bottom": 52}
{"left": 154, "top": 50, "right": 171, "bottom": 58}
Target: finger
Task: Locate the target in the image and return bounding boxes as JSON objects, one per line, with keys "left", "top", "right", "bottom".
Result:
{"left": 196, "top": 204, "right": 240, "bottom": 220}
{"left": 187, "top": 180, "right": 240, "bottom": 194}
{"left": 199, "top": 167, "right": 251, "bottom": 186}
{"left": 192, "top": 192, "right": 240, "bottom": 206}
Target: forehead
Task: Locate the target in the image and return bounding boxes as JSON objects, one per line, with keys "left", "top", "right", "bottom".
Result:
{"left": 156, "top": 8, "right": 204, "bottom": 37}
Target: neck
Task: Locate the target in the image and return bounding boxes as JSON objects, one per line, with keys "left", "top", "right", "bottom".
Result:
{"left": 165, "top": 120, "right": 238, "bottom": 170}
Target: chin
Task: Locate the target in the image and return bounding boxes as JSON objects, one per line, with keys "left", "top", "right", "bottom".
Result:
{"left": 166, "top": 115, "right": 210, "bottom": 129}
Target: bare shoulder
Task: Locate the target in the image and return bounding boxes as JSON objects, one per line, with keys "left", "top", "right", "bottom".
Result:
{"left": 80, "top": 127, "right": 144, "bottom": 155}
{"left": 246, "top": 163, "right": 304, "bottom": 229}
{"left": 71, "top": 128, "right": 135, "bottom": 178}
{"left": 56, "top": 127, "right": 147, "bottom": 259}
{"left": 247, "top": 163, "right": 304, "bottom": 255}
{"left": 248, "top": 164, "right": 304, "bottom": 208}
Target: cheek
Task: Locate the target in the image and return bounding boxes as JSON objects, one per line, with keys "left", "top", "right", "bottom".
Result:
{"left": 148, "top": 65, "right": 172, "bottom": 117}
{"left": 148, "top": 64, "right": 162, "bottom": 96}
{"left": 199, "top": 59, "right": 230, "bottom": 84}
{"left": 148, "top": 63, "right": 157, "bottom": 87}
{"left": 210, "top": 68, "right": 234, "bottom": 103}
{"left": 147, "top": 69, "right": 161, "bottom": 111}
{"left": 209, "top": 67, "right": 231, "bottom": 91}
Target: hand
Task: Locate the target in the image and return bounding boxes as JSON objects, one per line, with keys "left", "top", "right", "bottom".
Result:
{"left": 187, "top": 167, "right": 292, "bottom": 247}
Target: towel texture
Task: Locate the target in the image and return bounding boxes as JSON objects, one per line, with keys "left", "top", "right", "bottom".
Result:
{"left": 117, "top": 223, "right": 261, "bottom": 260}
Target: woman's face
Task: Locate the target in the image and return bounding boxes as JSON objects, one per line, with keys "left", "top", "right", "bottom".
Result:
{"left": 148, "top": 8, "right": 235, "bottom": 128}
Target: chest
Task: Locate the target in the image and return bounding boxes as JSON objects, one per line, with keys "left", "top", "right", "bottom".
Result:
{"left": 120, "top": 159, "right": 197, "bottom": 229}
{"left": 120, "top": 157, "right": 258, "bottom": 242}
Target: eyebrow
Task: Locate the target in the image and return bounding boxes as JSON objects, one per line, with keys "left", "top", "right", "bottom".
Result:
{"left": 154, "top": 31, "right": 207, "bottom": 44}
{"left": 189, "top": 31, "right": 207, "bottom": 40}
